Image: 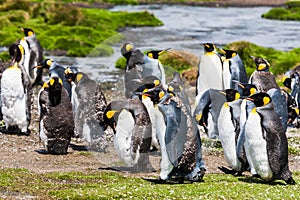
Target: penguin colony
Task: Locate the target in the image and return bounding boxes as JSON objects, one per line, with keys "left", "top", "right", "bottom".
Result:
{"left": 0, "top": 28, "right": 297, "bottom": 184}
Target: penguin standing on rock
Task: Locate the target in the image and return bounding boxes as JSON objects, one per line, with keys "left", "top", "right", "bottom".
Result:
{"left": 243, "top": 93, "right": 295, "bottom": 184}
{"left": 65, "top": 67, "right": 108, "bottom": 151}
{"left": 20, "top": 27, "right": 44, "bottom": 86}
{"left": 1, "top": 43, "right": 32, "bottom": 135}
{"left": 196, "top": 43, "right": 223, "bottom": 103}
{"left": 38, "top": 77, "right": 74, "bottom": 154}
{"left": 248, "top": 56, "right": 279, "bottom": 92}
{"left": 103, "top": 99, "right": 154, "bottom": 172}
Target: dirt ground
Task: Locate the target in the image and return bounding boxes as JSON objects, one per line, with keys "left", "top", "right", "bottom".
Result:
{"left": 0, "top": 86, "right": 299, "bottom": 180}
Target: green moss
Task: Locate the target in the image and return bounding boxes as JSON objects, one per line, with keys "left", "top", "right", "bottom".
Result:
{"left": 0, "top": 1, "right": 163, "bottom": 57}
{"left": 262, "top": 6, "right": 300, "bottom": 21}
{"left": 0, "top": 51, "right": 9, "bottom": 61}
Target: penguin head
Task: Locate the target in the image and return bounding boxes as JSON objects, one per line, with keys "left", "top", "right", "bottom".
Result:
{"left": 202, "top": 43, "right": 215, "bottom": 53}
{"left": 250, "top": 56, "right": 270, "bottom": 71}
{"left": 131, "top": 77, "right": 161, "bottom": 100}
{"left": 36, "top": 59, "right": 54, "bottom": 70}
{"left": 220, "top": 49, "right": 237, "bottom": 59}
{"left": 103, "top": 101, "right": 126, "bottom": 133}
{"left": 121, "top": 42, "right": 135, "bottom": 60}
{"left": 167, "top": 72, "right": 184, "bottom": 94}
{"left": 143, "top": 87, "right": 166, "bottom": 105}
{"left": 9, "top": 43, "right": 24, "bottom": 65}
{"left": 220, "top": 89, "right": 240, "bottom": 102}
{"left": 246, "top": 93, "right": 272, "bottom": 107}
{"left": 20, "top": 27, "right": 34, "bottom": 37}
{"left": 146, "top": 48, "right": 170, "bottom": 59}
{"left": 45, "top": 77, "right": 63, "bottom": 107}
{"left": 237, "top": 82, "right": 257, "bottom": 97}
{"left": 127, "top": 49, "right": 144, "bottom": 71}
{"left": 64, "top": 67, "right": 78, "bottom": 84}
{"left": 282, "top": 70, "right": 292, "bottom": 89}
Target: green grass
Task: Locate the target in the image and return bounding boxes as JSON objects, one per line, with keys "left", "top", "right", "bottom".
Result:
{"left": 0, "top": 168, "right": 299, "bottom": 199}
{"left": 0, "top": 0, "right": 163, "bottom": 57}
{"left": 262, "top": 1, "right": 300, "bottom": 21}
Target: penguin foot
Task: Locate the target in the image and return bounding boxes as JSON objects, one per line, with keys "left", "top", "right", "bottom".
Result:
{"left": 285, "top": 177, "right": 296, "bottom": 185}
{"left": 218, "top": 166, "right": 240, "bottom": 175}
{"left": 185, "top": 167, "right": 206, "bottom": 182}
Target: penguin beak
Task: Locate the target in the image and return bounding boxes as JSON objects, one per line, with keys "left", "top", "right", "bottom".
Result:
{"left": 245, "top": 97, "right": 254, "bottom": 102}
{"left": 131, "top": 78, "right": 144, "bottom": 83}
{"left": 219, "top": 91, "right": 226, "bottom": 96}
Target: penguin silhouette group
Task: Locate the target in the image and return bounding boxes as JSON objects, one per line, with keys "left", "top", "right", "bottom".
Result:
{"left": 0, "top": 28, "right": 297, "bottom": 184}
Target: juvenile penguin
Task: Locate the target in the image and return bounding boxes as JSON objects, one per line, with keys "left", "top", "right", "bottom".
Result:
{"left": 1, "top": 43, "right": 32, "bottom": 135}
{"left": 103, "top": 99, "right": 154, "bottom": 172}
{"left": 65, "top": 67, "right": 108, "bottom": 151}
{"left": 38, "top": 77, "right": 74, "bottom": 154}
{"left": 217, "top": 89, "right": 243, "bottom": 174}
{"left": 243, "top": 93, "right": 295, "bottom": 184}
{"left": 36, "top": 59, "right": 71, "bottom": 97}
{"left": 248, "top": 56, "right": 279, "bottom": 92}
{"left": 220, "top": 49, "right": 247, "bottom": 90}
{"left": 196, "top": 43, "right": 223, "bottom": 103}
{"left": 21, "top": 27, "right": 44, "bottom": 86}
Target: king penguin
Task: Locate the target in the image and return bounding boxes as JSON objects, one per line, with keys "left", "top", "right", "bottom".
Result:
{"left": 217, "top": 89, "right": 245, "bottom": 174}
{"left": 36, "top": 59, "right": 71, "bottom": 97}
{"left": 220, "top": 49, "right": 247, "bottom": 90}
{"left": 1, "top": 43, "right": 32, "bottom": 135}
{"left": 196, "top": 43, "right": 223, "bottom": 103}
{"left": 65, "top": 67, "right": 108, "bottom": 151}
{"left": 243, "top": 93, "right": 295, "bottom": 184}
{"left": 103, "top": 99, "right": 154, "bottom": 172}
{"left": 248, "top": 56, "right": 279, "bottom": 92}
{"left": 145, "top": 85, "right": 206, "bottom": 182}
{"left": 38, "top": 77, "right": 74, "bottom": 154}
{"left": 20, "top": 27, "right": 44, "bottom": 86}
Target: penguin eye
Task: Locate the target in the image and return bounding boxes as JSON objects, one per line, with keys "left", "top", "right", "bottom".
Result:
{"left": 263, "top": 96, "right": 271, "bottom": 105}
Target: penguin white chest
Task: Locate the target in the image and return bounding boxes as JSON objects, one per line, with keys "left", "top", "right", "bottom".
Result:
{"left": 1, "top": 68, "right": 28, "bottom": 132}
{"left": 218, "top": 103, "right": 241, "bottom": 170}
{"left": 114, "top": 109, "right": 138, "bottom": 167}
{"left": 244, "top": 112, "right": 273, "bottom": 181}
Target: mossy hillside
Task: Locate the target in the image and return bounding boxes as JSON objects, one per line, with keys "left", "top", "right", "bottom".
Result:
{"left": 262, "top": 1, "right": 300, "bottom": 20}
{"left": 0, "top": 1, "right": 163, "bottom": 58}
{"left": 0, "top": 168, "right": 299, "bottom": 199}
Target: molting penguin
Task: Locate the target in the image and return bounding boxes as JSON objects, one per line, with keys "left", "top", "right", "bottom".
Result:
{"left": 194, "top": 88, "right": 226, "bottom": 139}
{"left": 248, "top": 56, "right": 279, "bottom": 92}
{"left": 21, "top": 27, "right": 44, "bottom": 86}
{"left": 65, "top": 67, "right": 108, "bottom": 151}
{"left": 220, "top": 49, "right": 247, "bottom": 90}
{"left": 243, "top": 93, "right": 295, "bottom": 184}
{"left": 196, "top": 43, "right": 223, "bottom": 103}
{"left": 103, "top": 99, "right": 154, "bottom": 172}
{"left": 1, "top": 43, "right": 32, "bottom": 135}
{"left": 36, "top": 59, "right": 71, "bottom": 97}
{"left": 217, "top": 89, "right": 243, "bottom": 174}
{"left": 38, "top": 77, "right": 74, "bottom": 154}
{"left": 146, "top": 86, "right": 206, "bottom": 182}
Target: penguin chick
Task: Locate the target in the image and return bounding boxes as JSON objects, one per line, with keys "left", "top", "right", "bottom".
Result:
{"left": 36, "top": 59, "right": 71, "bottom": 97}
{"left": 38, "top": 77, "right": 74, "bottom": 155}
{"left": 20, "top": 27, "right": 44, "bottom": 86}
{"left": 244, "top": 93, "right": 295, "bottom": 184}
{"left": 64, "top": 67, "right": 108, "bottom": 151}
{"left": 103, "top": 99, "right": 154, "bottom": 172}
{"left": 1, "top": 43, "right": 32, "bottom": 135}
{"left": 248, "top": 56, "right": 279, "bottom": 92}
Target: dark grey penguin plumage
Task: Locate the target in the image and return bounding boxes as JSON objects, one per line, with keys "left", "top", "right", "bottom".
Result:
{"left": 38, "top": 77, "right": 74, "bottom": 154}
